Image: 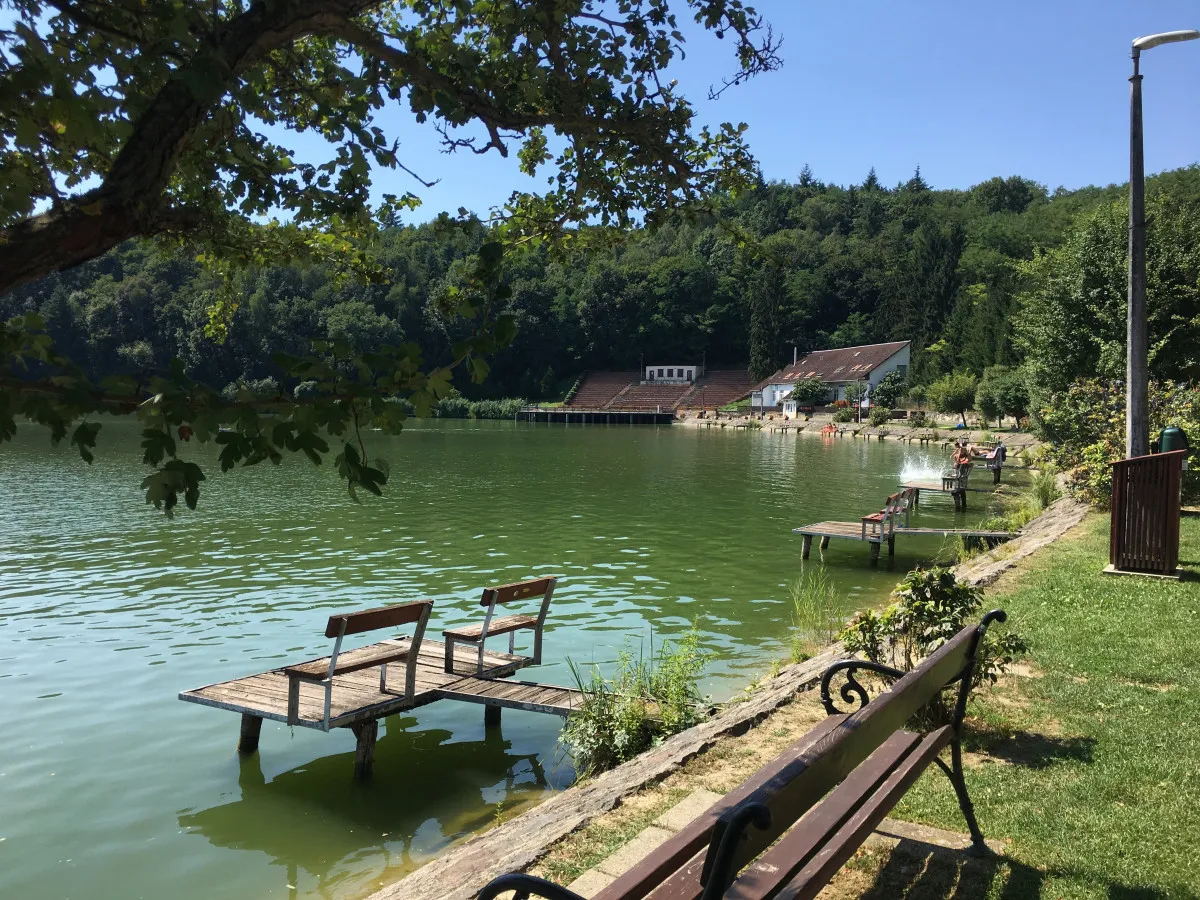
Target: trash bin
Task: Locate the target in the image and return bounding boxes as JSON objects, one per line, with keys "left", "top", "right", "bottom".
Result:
{"left": 1157, "top": 426, "right": 1189, "bottom": 471}
{"left": 1160, "top": 426, "right": 1189, "bottom": 453}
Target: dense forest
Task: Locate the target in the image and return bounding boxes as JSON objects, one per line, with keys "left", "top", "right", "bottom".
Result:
{"left": 3, "top": 166, "right": 1199, "bottom": 402}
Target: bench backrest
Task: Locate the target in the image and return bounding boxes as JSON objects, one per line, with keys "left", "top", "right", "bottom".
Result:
{"left": 325, "top": 600, "right": 432, "bottom": 638}
{"left": 480, "top": 576, "right": 556, "bottom": 608}
{"left": 700, "top": 616, "right": 995, "bottom": 885}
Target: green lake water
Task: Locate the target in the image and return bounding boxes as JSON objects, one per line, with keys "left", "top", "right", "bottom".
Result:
{"left": 0, "top": 419, "right": 1003, "bottom": 900}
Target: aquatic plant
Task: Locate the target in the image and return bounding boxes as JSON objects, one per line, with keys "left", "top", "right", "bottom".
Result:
{"left": 789, "top": 568, "right": 845, "bottom": 660}
{"left": 561, "top": 629, "right": 710, "bottom": 776}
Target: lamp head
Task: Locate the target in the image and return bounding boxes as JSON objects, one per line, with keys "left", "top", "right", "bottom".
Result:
{"left": 1133, "top": 30, "right": 1200, "bottom": 52}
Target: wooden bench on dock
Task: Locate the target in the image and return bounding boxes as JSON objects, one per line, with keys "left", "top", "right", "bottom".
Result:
{"left": 982, "top": 445, "right": 1007, "bottom": 484}
{"left": 180, "top": 578, "right": 583, "bottom": 778}
{"left": 443, "top": 576, "right": 557, "bottom": 675}
{"left": 479, "top": 612, "right": 1008, "bottom": 900}
{"left": 860, "top": 489, "right": 913, "bottom": 541}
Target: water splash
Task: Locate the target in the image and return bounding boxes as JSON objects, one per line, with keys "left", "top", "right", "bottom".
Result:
{"left": 899, "top": 452, "right": 946, "bottom": 483}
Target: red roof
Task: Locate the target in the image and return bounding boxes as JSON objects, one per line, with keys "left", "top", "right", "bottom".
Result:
{"left": 756, "top": 341, "right": 910, "bottom": 389}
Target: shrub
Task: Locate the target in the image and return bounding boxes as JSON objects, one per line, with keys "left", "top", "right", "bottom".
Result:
{"left": 563, "top": 374, "right": 585, "bottom": 405}
{"left": 436, "top": 393, "right": 471, "bottom": 418}
{"left": 1035, "top": 379, "right": 1200, "bottom": 505}
{"left": 868, "top": 406, "right": 891, "bottom": 427}
{"left": 907, "top": 410, "right": 928, "bottom": 428}
{"left": 560, "top": 629, "right": 710, "bottom": 776}
{"left": 838, "top": 567, "right": 1027, "bottom": 714}
{"left": 833, "top": 408, "right": 854, "bottom": 423}
{"left": 469, "top": 397, "right": 526, "bottom": 419}
{"left": 1029, "top": 467, "right": 1061, "bottom": 510}
{"left": 872, "top": 370, "right": 907, "bottom": 408}
{"left": 790, "top": 377, "right": 829, "bottom": 406}
{"left": 221, "top": 376, "right": 280, "bottom": 401}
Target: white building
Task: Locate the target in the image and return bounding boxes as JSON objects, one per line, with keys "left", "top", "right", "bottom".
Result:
{"left": 756, "top": 341, "right": 911, "bottom": 407}
{"left": 644, "top": 365, "right": 697, "bottom": 384}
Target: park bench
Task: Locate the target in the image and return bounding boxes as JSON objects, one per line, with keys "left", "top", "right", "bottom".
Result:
{"left": 982, "top": 445, "right": 1007, "bottom": 484}
{"left": 443, "top": 576, "right": 557, "bottom": 675}
{"left": 942, "top": 461, "right": 973, "bottom": 491}
{"left": 860, "top": 489, "right": 912, "bottom": 540}
{"left": 282, "top": 600, "right": 432, "bottom": 730}
{"left": 479, "top": 610, "right": 1007, "bottom": 900}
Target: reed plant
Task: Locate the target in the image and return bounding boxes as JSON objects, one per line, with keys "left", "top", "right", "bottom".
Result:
{"left": 788, "top": 568, "right": 845, "bottom": 661}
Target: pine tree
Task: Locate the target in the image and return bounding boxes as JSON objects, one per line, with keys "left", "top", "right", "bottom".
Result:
{"left": 748, "top": 264, "right": 783, "bottom": 381}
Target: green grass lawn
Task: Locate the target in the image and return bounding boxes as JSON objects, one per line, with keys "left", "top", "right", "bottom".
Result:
{"left": 872, "top": 514, "right": 1200, "bottom": 899}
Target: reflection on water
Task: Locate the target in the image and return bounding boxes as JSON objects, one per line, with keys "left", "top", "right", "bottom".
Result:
{"left": 180, "top": 716, "right": 564, "bottom": 899}
{"left": 0, "top": 418, "right": 1008, "bottom": 900}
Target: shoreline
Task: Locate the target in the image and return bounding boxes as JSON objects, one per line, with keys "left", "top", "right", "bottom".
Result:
{"left": 674, "top": 409, "right": 1044, "bottom": 450}
{"left": 363, "top": 493, "right": 1087, "bottom": 900}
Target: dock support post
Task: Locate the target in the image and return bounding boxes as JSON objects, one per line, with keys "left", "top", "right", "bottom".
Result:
{"left": 912, "top": 488, "right": 920, "bottom": 508}
{"left": 869, "top": 541, "right": 881, "bottom": 565}
{"left": 801, "top": 534, "right": 812, "bottom": 560}
{"left": 351, "top": 719, "right": 378, "bottom": 779}
{"left": 819, "top": 536, "right": 830, "bottom": 551}
{"left": 887, "top": 535, "right": 895, "bottom": 557}
{"left": 238, "top": 713, "right": 262, "bottom": 754}
{"left": 484, "top": 704, "right": 502, "bottom": 728}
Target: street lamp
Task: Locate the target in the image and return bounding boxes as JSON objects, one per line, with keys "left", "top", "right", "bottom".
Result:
{"left": 1127, "top": 29, "right": 1199, "bottom": 458}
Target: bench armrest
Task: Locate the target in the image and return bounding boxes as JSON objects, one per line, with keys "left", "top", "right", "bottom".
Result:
{"left": 819, "top": 659, "right": 907, "bottom": 715}
{"left": 478, "top": 874, "right": 585, "bottom": 900}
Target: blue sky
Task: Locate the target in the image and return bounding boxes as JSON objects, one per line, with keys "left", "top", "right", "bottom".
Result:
{"left": 358, "top": 0, "right": 1200, "bottom": 222}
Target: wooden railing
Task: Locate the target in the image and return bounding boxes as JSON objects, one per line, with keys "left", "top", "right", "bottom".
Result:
{"left": 1109, "top": 450, "right": 1185, "bottom": 575}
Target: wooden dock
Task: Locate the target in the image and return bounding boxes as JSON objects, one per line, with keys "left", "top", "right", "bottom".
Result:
{"left": 181, "top": 639, "right": 583, "bottom": 777}
{"left": 791, "top": 521, "right": 1016, "bottom": 565}
{"left": 517, "top": 406, "right": 674, "bottom": 425}
{"left": 181, "top": 640, "right": 579, "bottom": 726}
{"left": 180, "top": 578, "right": 585, "bottom": 779}
{"left": 901, "top": 480, "right": 1001, "bottom": 496}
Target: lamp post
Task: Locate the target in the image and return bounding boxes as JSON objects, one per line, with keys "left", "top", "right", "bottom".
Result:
{"left": 1127, "top": 30, "right": 1199, "bottom": 458}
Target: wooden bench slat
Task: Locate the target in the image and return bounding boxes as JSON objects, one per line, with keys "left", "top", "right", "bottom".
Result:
{"left": 284, "top": 638, "right": 412, "bottom": 681}
{"left": 444, "top": 613, "right": 538, "bottom": 641}
{"left": 324, "top": 600, "right": 431, "bottom": 638}
{"left": 485, "top": 576, "right": 557, "bottom": 606}
{"left": 732, "top": 726, "right": 953, "bottom": 900}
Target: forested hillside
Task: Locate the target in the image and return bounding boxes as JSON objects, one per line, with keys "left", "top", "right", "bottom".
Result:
{"left": 4, "top": 166, "right": 1198, "bottom": 400}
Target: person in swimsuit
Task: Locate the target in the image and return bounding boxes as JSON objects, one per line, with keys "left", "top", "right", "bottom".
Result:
{"left": 951, "top": 440, "right": 973, "bottom": 475}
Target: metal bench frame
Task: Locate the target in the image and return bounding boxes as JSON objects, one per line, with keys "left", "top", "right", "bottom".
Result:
{"left": 285, "top": 601, "right": 432, "bottom": 731}
{"left": 860, "top": 489, "right": 913, "bottom": 540}
{"left": 444, "top": 577, "right": 557, "bottom": 675}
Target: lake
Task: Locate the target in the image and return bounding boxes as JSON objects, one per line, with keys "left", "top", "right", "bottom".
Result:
{"left": 0, "top": 419, "right": 997, "bottom": 900}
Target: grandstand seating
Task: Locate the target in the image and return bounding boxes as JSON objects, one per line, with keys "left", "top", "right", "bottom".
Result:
{"left": 677, "top": 369, "right": 753, "bottom": 409}
{"left": 565, "top": 372, "right": 639, "bottom": 409}
{"left": 565, "top": 368, "right": 752, "bottom": 411}
{"left": 605, "top": 383, "right": 691, "bottom": 410}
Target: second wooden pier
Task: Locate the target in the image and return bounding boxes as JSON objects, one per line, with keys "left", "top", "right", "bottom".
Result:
{"left": 792, "top": 521, "right": 1016, "bottom": 564}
